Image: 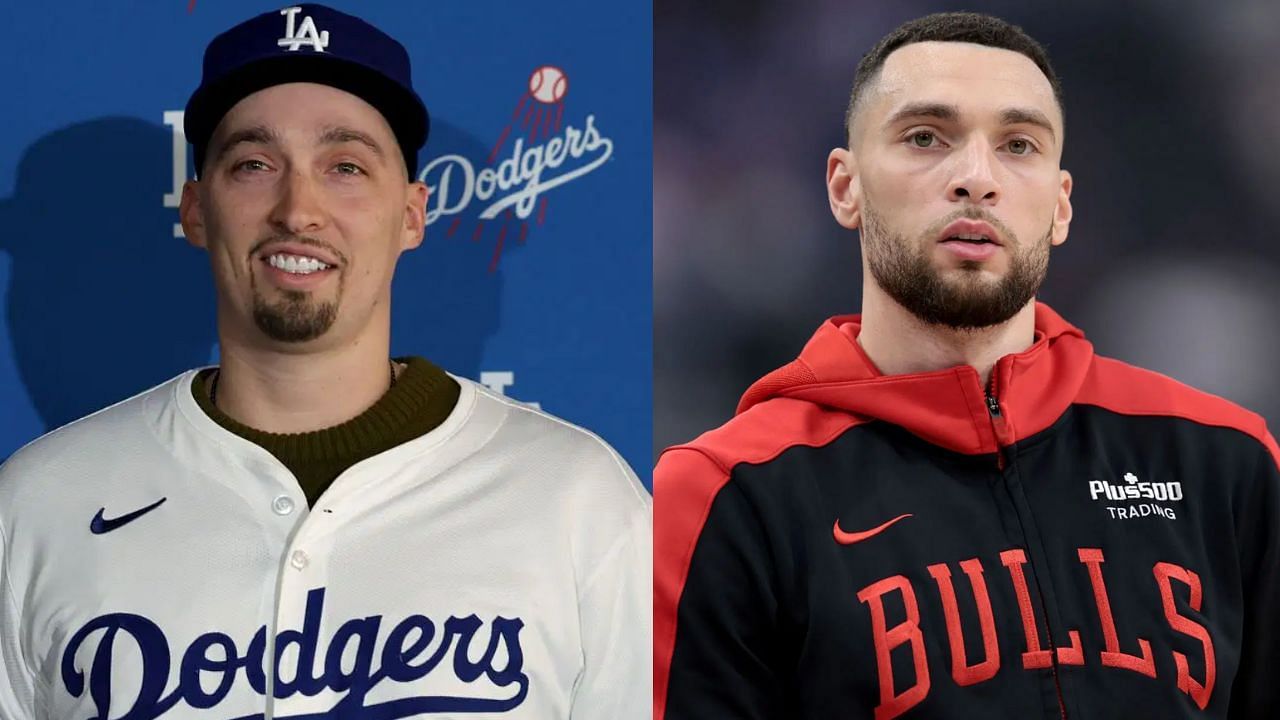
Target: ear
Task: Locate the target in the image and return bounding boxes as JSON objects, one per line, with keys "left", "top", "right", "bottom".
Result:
{"left": 401, "top": 181, "right": 428, "bottom": 251}
{"left": 179, "top": 180, "right": 207, "bottom": 249}
{"left": 1051, "top": 169, "right": 1073, "bottom": 247}
{"left": 827, "top": 148, "right": 861, "bottom": 230}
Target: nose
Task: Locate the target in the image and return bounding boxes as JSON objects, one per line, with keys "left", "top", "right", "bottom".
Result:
{"left": 269, "top": 167, "right": 327, "bottom": 234}
{"left": 946, "top": 140, "right": 1001, "bottom": 206}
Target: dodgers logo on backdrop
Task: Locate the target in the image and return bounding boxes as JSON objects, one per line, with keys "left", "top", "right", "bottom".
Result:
{"left": 422, "top": 66, "right": 615, "bottom": 272}
{"left": 60, "top": 588, "right": 528, "bottom": 719}
{"left": 277, "top": 6, "right": 330, "bottom": 53}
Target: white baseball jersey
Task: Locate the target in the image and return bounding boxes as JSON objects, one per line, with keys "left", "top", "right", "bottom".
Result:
{"left": 0, "top": 370, "right": 651, "bottom": 719}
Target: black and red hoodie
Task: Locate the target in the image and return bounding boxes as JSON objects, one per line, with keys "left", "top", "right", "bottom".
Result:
{"left": 654, "top": 303, "right": 1280, "bottom": 719}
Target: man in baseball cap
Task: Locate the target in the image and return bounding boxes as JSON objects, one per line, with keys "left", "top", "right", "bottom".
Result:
{"left": 0, "top": 5, "right": 650, "bottom": 719}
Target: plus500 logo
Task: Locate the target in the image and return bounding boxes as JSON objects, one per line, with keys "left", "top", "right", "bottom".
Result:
{"left": 1088, "top": 475, "right": 1184, "bottom": 502}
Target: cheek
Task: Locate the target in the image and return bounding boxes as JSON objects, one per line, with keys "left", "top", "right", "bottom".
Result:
{"left": 201, "top": 210, "right": 254, "bottom": 277}
{"left": 862, "top": 170, "right": 940, "bottom": 242}
{"left": 329, "top": 183, "right": 397, "bottom": 228}
{"left": 999, "top": 167, "right": 1061, "bottom": 230}
{"left": 207, "top": 188, "right": 272, "bottom": 238}
{"left": 332, "top": 212, "right": 403, "bottom": 284}
{"left": 1008, "top": 163, "right": 1061, "bottom": 200}
{"left": 866, "top": 154, "right": 931, "bottom": 196}
{"left": 1032, "top": 175, "right": 1067, "bottom": 227}
{"left": 334, "top": 215, "right": 398, "bottom": 260}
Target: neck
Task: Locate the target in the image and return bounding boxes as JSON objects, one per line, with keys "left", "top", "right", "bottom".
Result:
{"left": 211, "top": 333, "right": 396, "bottom": 434}
{"left": 856, "top": 278, "right": 1037, "bottom": 389}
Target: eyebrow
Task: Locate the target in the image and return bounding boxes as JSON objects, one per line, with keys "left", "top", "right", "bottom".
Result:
{"left": 317, "top": 126, "right": 386, "bottom": 162}
{"left": 210, "top": 124, "right": 387, "bottom": 167}
{"left": 884, "top": 102, "right": 1057, "bottom": 142}
{"left": 998, "top": 107, "right": 1057, "bottom": 142}
{"left": 885, "top": 101, "right": 960, "bottom": 127}
{"left": 211, "top": 125, "right": 281, "bottom": 166}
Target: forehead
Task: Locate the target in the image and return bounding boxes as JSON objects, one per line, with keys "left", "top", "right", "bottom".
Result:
{"left": 212, "top": 82, "right": 396, "bottom": 144}
{"left": 870, "top": 41, "right": 1060, "bottom": 127}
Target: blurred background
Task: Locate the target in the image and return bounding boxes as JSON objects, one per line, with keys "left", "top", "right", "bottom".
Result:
{"left": 654, "top": 0, "right": 1280, "bottom": 458}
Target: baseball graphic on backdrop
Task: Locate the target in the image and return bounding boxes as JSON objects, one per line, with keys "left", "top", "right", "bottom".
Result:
{"left": 529, "top": 65, "right": 568, "bottom": 104}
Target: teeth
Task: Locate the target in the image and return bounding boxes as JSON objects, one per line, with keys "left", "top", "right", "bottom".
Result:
{"left": 951, "top": 233, "right": 991, "bottom": 242}
{"left": 267, "top": 253, "right": 331, "bottom": 275}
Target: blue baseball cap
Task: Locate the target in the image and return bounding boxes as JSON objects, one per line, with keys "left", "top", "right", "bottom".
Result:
{"left": 185, "top": 4, "right": 429, "bottom": 179}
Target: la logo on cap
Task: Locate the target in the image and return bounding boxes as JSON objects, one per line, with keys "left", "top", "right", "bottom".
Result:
{"left": 278, "top": 6, "right": 329, "bottom": 53}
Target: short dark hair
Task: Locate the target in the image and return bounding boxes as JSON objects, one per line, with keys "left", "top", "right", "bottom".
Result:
{"left": 845, "top": 12, "right": 1063, "bottom": 146}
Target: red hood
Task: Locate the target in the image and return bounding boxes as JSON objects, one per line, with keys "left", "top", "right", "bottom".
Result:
{"left": 737, "top": 302, "right": 1094, "bottom": 455}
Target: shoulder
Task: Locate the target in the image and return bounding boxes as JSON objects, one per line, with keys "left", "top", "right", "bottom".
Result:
{"left": 462, "top": 380, "right": 650, "bottom": 590}
{"left": 0, "top": 372, "right": 191, "bottom": 505}
{"left": 655, "top": 397, "right": 868, "bottom": 526}
{"left": 657, "top": 396, "right": 867, "bottom": 485}
{"left": 1081, "top": 354, "right": 1274, "bottom": 452}
{"left": 463, "top": 379, "right": 649, "bottom": 511}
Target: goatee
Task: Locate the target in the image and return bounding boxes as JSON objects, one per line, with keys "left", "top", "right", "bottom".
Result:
{"left": 252, "top": 290, "right": 338, "bottom": 342}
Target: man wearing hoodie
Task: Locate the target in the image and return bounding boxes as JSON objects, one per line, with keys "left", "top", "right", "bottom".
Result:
{"left": 654, "top": 12, "right": 1279, "bottom": 720}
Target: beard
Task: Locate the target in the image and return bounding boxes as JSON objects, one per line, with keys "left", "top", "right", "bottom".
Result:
{"left": 252, "top": 290, "right": 338, "bottom": 343}
{"left": 861, "top": 204, "right": 1052, "bottom": 330}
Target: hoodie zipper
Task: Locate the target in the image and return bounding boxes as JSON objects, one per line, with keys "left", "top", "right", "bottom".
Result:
{"left": 984, "top": 372, "right": 1008, "bottom": 471}
{"left": 985, "top": 369, "right": 1067, "bottom": 719}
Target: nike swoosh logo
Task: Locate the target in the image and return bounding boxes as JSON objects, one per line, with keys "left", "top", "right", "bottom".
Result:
{"left": 833, "top": 513, "right": 913, "bottom": 545}
{"left": 90, "top": 497, "right": 167, "bottom": 535}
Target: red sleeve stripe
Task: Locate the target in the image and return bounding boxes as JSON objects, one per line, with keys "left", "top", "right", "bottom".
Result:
{"left": 653, "top": 400, "right": 866, "bottom": 719}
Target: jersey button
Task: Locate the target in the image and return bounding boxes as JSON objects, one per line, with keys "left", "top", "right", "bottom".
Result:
{"left": 272, "top": 495, "right": 296, "bottom": 515}
{"left": 290, "top": 550, "right": 309, "bottom": 569}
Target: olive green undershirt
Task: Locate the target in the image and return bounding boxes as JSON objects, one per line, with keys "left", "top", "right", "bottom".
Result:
{"left": 192, "top": 356, "right": 460, "bottom": 507}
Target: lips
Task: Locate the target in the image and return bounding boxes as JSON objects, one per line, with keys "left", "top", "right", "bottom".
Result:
{"left": 938, "top": 238, "right": 1000, "bottom": 262}
{"left": 937, "top": 219, "right": 1003, "bottom": 247}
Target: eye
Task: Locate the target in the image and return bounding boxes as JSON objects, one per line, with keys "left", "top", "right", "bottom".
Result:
{"left": 910, "top": 131, "right": 937, "bottom": 148}
{"left": 1006, "top": 139, "right": 1035, "bottom": 156}
{"left": 334, "top": 162, "right": 365, "bottom": 176}
{"left": 233, "top": 159, "right": 270, "bottom": 173}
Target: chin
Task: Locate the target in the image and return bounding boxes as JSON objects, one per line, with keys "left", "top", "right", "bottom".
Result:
{"left": 939, "top": 264, "right": 1001, "bottom": 282}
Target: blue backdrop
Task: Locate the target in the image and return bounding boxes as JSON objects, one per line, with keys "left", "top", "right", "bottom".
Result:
{"left": 0, "top": 1, "right": 652, "bottom": 487}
